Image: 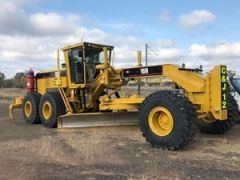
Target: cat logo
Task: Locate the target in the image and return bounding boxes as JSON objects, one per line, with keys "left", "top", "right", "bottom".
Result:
{"left": 221, "top": 66, "right": 227, "bottom": 109}
{"left": 140, "top": 68, "right": 148, "bottom": 74}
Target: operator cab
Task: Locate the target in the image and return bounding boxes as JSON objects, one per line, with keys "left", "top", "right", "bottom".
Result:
{"left": 62, "top": 42, "right": 114, "bottom": 85}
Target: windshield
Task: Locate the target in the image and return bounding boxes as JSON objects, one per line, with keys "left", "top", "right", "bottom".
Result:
{"left": 85, "top": 48, "right": 102, "bottom": 64}
{"left": 85, "top": 48, "right": 110, "bottom": 63}
{"left": 232, "top": 78, "right": 240, "bottom": 92}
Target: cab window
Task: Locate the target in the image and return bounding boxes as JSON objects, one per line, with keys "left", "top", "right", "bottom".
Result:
{"left": 68, "top": 49, "right": 84, "bottom": 84}
{"left": 85, "top": 48, "right": 103, "bottom": 82}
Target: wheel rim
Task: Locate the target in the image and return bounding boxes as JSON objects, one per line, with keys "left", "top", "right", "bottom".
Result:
{"left": 42, "top": 101, "right": 52, "bottom": 120}
{"left": 148, "top": 106, "right": 174, "bottom": 137}
{"left": 24, "top": 101, "right": 32, "bottom": 117}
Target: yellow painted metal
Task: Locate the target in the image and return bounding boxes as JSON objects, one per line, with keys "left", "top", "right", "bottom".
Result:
{"left": 9, "top": 96, "right": 23, "bottom": 118}
{"left": 42, "top": 101, "right": 52, "bottom": 120}
{"left": 42, "top": 46, "right": 227, "bottom": 121}
{"left": 55, "top": 49, "right": 62, "bottom": 86}
{"left": 185, "top": 66, "right": 227, "bottom": 120}
{"left": 58, "top": 87, "right": 73, "bottom": 114}
{"left": 104, "top": 68, "right": 123, "bottom": 89}
{"left": 8, "top": 41, "right": 229, "bottom": 124}
{"left": 61, "top": 42, "right": 85, "bottom": 51}
{"left": 163, "top": 64, "right": 205, "bottom": 92}
{"left": 57, "top": 111, "right": 138, "bottom": 128}
{"left": 61, "top": 42, "right": 113, "bottom": 52}
{"left": 137, "top": 51, "right": 142, "bottom": 95}
{"left": 24, "top": 101, "right": 32, "bottom": 117}
{"left": 137, "top": 51, "right": 142, "bottom": 66}
{"left": 37, "top": 76, "right": 67, "bottom": 95}
{"left": 205, "top": 65, "right": 227, "bottom": 120}
{"left": 148, "top": 106, "right": 174, "bottom": 137}
{"left": 103, "top": 47, "right": 109, "bottom": 85}
{"left": 162, "top": 64, "right": 227, "bottom": 120}
{"left": 100, "top": 96, "right": 144, "bottom": 111}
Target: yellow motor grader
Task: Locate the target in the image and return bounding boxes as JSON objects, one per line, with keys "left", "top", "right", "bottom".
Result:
{"left": 9, "top": 42, "right": 239, "bottom": 150}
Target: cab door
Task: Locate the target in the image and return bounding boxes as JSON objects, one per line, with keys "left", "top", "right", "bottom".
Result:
{"left": 67, "top": 48, "right": 86, "bottom": 86}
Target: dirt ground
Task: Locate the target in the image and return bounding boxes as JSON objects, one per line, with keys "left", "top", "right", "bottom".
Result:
{"left": 0, "top": 89, "right": 240, "bottom": 180}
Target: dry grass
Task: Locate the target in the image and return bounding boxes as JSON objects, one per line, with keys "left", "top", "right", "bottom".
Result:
{"left": 0, "top": 88, "right": 25, "bottom": 103}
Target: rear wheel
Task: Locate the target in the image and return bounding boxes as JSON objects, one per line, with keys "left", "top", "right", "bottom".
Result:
{"left": 139, "top": 90, "right": 197, "bottom": 150}
{"left": 198, "top": 93, "right": 238, "bottom": 134}
{"left": 22, "top": 92, "right": 41, "bottom": 124}
{"left": 39, "top": 92, "right": 65, "bottom": 128}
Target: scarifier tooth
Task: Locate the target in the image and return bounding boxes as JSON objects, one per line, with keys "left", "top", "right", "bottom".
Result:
{"left": 9, "top": 106, "right": 13, "bottom": 119}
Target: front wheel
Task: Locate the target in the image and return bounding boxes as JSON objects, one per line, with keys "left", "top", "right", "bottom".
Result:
{"left": 39, "top": 92, "right": 65, "bottom": 128}
{"left": 139, "top": 90, "right": 197, "bottom": 150}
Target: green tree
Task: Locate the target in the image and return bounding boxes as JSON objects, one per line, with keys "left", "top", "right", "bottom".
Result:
{"left": 3, "top": 79, "right": 14, "bottom": 88}
{"left": 14, "top": 72, "right": 25, "bottom": 80}
{"left": 14, "top": 72, "right": 26, "bottom": 88}
{"left": 0, "top": 71, "right": 5, "bottom": 88}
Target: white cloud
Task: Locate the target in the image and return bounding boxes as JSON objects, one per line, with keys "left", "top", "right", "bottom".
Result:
{"left": 0, "top": 0, "right": 81, "bottom": 36}
{"left": 186, "top": 42, "right": 240, "bottom": 71}
{"left": 144, "top": 41, "right": 240, "bottom": 73}
{"left": 189, "top": 42, "right": 240, "bottom": 59}
{"left": 150, "top": 39, "right": 175, "bottom": 49}
{"left": 29, "top": 13, "right": 80, "bottom": 36}
{"left": 179, "top": 10, "right": 216, "bottom": 29}
{"left": 0, "top": 1, "right": 28, "bottom": 35}
{"left": 0, "top": 0, "right": 183, "bottom": 77}
{"left": 0, "top": 2, "right": 239, "bottom": 78}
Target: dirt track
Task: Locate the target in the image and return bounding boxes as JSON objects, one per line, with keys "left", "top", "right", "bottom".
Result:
{"left": 1, "top": 97, "right": 240, "bottom": 179}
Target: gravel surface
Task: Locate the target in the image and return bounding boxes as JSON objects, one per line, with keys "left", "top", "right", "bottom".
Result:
{"left": 0, "top": 90, "right": 240, "bottom": 179}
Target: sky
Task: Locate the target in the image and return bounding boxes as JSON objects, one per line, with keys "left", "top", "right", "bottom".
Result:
{"left": 1, "top": 0, "right": 240, "bottom": 77}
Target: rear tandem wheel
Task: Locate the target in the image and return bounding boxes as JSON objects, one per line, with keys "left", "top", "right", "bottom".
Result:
{"left": 22, "top": 92, "right": 41, "bottom": 124}
{"left": 39, "top": 92, "right": 65, "bottom": 128}
{"left": 197, "top": 93, "right": 238, "bottom": 134}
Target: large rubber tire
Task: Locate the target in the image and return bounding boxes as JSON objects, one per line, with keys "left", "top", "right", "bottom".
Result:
{"left": 198, "top": 93, "right": 238, "bottom": 134}
{"left": 139, "top": 90, "right": 197, "bottom": 150}
{"left": 39, "top": 92, "right": 65, "bottom": 128}
{"left": 22, "top": 92, "right": 41, "bottom": 124}
{"left": 229, "top": 92, "right": 240, "bottom": 124}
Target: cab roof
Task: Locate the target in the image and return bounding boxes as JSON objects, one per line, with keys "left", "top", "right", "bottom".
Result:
{"left": 61, "top": 42, "right": 114, "bottom": 51}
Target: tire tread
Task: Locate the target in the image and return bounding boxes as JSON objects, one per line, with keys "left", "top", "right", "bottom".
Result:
{"left": 139, "top": 90, "right": 197, "bottom": 150}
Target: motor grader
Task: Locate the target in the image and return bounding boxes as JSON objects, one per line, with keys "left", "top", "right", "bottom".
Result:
{"left": 9, "top": 42, "right": 239, "bottom": 150}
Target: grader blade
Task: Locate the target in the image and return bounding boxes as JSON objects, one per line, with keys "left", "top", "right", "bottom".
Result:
{"left": 58, "top": 111, "right": 139, "bottom": 128}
